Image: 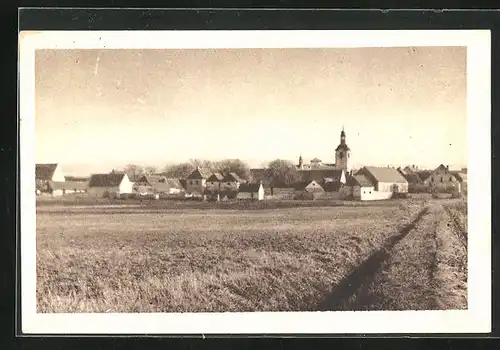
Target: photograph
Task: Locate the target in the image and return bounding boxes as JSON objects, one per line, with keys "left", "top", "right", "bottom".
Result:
{"left": 19, "top": 29, "right": 491, "bottom": 334}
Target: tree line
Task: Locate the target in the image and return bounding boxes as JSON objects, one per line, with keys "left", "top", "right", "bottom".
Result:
{"left": 121, "top": 158, "right": 302, "bottom": 187}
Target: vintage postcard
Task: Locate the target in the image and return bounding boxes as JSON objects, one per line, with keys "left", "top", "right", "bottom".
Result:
{"left": 19, "top": 29, "right": 491, "bottom": 334}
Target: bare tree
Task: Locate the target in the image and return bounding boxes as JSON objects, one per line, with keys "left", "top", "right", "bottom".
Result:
{"left": 163, "top": 163, "right": 196, "bottom": 179}
{"left": 265, "top": 159, "right": 301, "bottom": 187}
{"left": 214, "top": 159, "right": 251, "bottom": 180}
{"left": 124, "top": 164, "right": 144, "bottom": 182}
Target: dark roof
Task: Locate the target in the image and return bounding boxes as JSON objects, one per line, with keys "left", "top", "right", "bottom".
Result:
{"left": 346, "top": 174, "right": 373, "bottom": 187}
{"left": 322, "top": 181, "right": 343, "bottom": 192}
{"left": 88, "top": 173, "right": 127, "bottom": 188}
{"left": 207, "top": 173, "right": 224, "bottom": 182}
{"left": 300, "top": 169, "right": 344, "bottom": 182}
{"left": 187, "top": 168, "right": 211, "bottom": 180}
{"left": 64, "top": 176, "right": 89, "bottom": 182}
{"left": 335, "top": 144, "right": 350, "bottom": 152}
{"left": 223, "top": 172, "right": 243, "bottom": 183}
{"left": 36, "top": 164, "right": 59, "bottom": 180}
{"left": 238, "top": 183, "right": 262, "bottom": 193}
{"left": 362, "top": 167, "right": 408, "bottom": 184}
{"left": 292, "top": 180, "right": 325, "bottom": 192}
{"left": 136, "top": 174, "right": 167, "bottom": 186}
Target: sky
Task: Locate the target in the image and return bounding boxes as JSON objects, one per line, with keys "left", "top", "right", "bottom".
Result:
{"left": 35, "top": 47, "right": 467, "bottom": 176}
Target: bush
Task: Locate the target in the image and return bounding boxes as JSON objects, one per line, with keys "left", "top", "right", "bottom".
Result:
{"left": 392, "top": 192, "right": 409, "bottom": 199}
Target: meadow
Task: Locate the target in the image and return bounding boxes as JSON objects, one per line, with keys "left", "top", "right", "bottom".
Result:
{"left": 36, "top": 198, "right": 467, "bottom": 313}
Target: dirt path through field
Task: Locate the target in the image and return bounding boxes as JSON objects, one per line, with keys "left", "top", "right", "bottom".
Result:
{"left": 318, "top": 201, "right": 467, "bottom": 311}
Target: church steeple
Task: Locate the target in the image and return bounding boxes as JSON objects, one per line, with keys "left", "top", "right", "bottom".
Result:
{"left": 335, "top": 126, "right": 351, "bottom": 173}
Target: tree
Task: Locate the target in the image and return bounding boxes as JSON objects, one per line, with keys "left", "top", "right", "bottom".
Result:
{"left": 189, "top": 159, "right": 214, "bottom": 169}
{"left": 124, "top": 164, "right": 144, "bottom": 182}
{"left": 265, "top": 159, "right": 301, "bottom": 187}
{"left": 214, "top": 159, "right": 251, "bottom": 180}
{"left": 163, "top": 163, "right": 196, "bottom": 179}
{"left": 144, "top": 166, "right": 158, "bottom": 175}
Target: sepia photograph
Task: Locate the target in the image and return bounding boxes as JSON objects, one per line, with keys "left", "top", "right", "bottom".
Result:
{"left": 19, "top": 30, "right": 491, "bottom": 334}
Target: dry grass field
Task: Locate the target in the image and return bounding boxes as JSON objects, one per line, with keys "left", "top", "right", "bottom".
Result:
{"left": 36, "top": 198, "right": 467, "bottom": 313}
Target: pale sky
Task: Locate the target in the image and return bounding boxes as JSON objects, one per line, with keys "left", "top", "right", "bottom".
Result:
{"left": 35, "top": 47, "right": 467, "bottom": 175}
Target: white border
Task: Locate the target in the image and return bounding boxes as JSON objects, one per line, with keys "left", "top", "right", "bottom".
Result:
{"left": 19, "top": 30, "right": 491, "bottom": 335}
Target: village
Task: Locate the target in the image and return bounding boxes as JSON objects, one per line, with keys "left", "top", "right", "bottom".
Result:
{"left": 35, "top": 128, "right": 467, "bottom": 202}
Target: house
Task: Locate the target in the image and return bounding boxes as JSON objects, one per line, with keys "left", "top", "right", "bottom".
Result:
{"left": 422, "top": 164, "right": 462, "bottom": 193}
{"left": 185, "top": 167, "right": 211, "bottom": 196}
{"left": 221, "top": 172, "right": 243, "bottom": 192}
{"left": 356, "top": 166, "right": 408, "bottom": 199}
{"left": 292, "top": 180, "right": 325, "bottom": 200}
{"left": 268, "top": 182, "right": 295, "bottom": 199}
{"left": 206, "top": 173, "right": 224, "bottom": 193}
{"left": 135, "top": 174, "right": 185, "bottom": 195}
{"left": 299, "top": 168, "right": 347, "bottom": 184}
{"left": 344, "top": 174, "right": 375, "bottom": 200}
{"left": 321, "top": 180, "right": 345, "bottom": 199}
{"left": 237, "top": 182, "right": 265, "bottom": 201}
{"left": 87, "top": 173, "right": 133, "bottom": 198}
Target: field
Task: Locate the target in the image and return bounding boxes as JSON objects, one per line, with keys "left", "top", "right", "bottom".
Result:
{"left": 36, "top": 198, "right": 468, "bottom": 313}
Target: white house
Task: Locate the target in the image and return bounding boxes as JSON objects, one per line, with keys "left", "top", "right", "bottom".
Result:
{"left": 237, "top": 182, "right": 265, "bottom": 201}
{"left": 356, "top": 166, "right": 409, "bottom": 199}
{"left": 344, "top": 174, "right": 376, "bottom": 200}
{"left": 87, "top": 173, "right": 133, "bottom": 198}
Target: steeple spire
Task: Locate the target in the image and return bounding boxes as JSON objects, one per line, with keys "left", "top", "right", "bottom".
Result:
{"left": 340, "top": 126, "right": 346, "bottom": 144}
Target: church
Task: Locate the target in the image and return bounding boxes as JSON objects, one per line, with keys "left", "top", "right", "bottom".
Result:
{"left": 297, "top": 127, "right": 351, "bottom": 183}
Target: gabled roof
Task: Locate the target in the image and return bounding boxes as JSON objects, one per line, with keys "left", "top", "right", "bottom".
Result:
{"left": 362, "top": 167, "right": 408, "bottom": 184}
{"left": 238, "top": 183, "right": 262, "bottom": 193}
{"left": 187, "top": 168, "right": 211, "bottom": 180}
{"left": 88, "top": 173, "right": 127, "bottom": 188}
{"left": 136, "top": 174, "right": 167, "bottom": 186}
{"left": 35, "top": 164, "right": 59, "bottom": 181}
{"left": 223, "top": 172, "right": 243, "bottom": 183}
{"left": 292, "top": 180, "right": 325, "bottom": 192}
{"left": 179, "top": 179, "right": 188, "bottom": 190}
{"left": 346, "top": 174, "right": 373, "bottom": 187}
{"left": 207, "top": 173, "right": 224, "bottom": 182}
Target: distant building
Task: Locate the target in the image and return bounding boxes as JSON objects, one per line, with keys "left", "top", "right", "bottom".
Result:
{"left": 237, "top": 183, "right": 265, "bottom": 200}
{"left": 297, "top": 127, "right": 352, "bottom": 173}
{"left": 185, "top": 167, "right": 212, "bottom": 196}
{"left": 206, "top": 173, "right": 224, "bottom": 193}
{"left": 292, "top": 180, "right": 325, "bottom": 200}
{"left": 422, "top": 164, "right": 462, "bottom": 192}
{"left": 87, "top": 173, "right": 133, "bottom": 198}
{"left": 135, "top": 174, "right": 184, "bottom": 195}
{"left": 357, "top": 166, "right": 409, "bottom": 194}
{"left": 221, "top": 172, "right": 243, "bottom": 192}
{"left": 344, "top": 174, "right": 375, "bottom": 200}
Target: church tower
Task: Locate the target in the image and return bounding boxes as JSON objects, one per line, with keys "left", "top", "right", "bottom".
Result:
{"left": 335, "top": 126, "right": 351, "bottom": 172}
